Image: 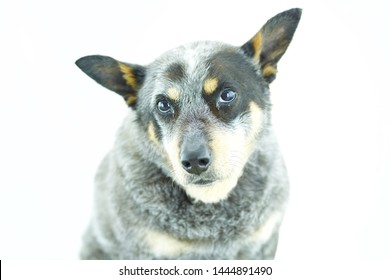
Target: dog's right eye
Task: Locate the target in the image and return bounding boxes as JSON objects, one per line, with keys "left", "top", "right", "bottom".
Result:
{"left": 157, "top": 100, "right": 173, "bottom": 114}
{"left": 219, "top": 88, "right": 237, "bottom": 103}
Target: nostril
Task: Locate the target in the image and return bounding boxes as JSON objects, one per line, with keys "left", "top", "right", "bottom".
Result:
{"left": 198, "top": 158, "right": 210, "bottom": 168}
{"left": 181, "top": 160, "right": 192, "bottom": 170}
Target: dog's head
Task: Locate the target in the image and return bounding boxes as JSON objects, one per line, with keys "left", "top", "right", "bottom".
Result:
{"left": 76, "top": 9, "right": 301, "bottom": 203}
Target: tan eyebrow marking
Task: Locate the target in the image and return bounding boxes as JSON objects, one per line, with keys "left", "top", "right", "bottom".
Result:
{"left": 167, "top": 87, "right": 180, "bottom": 101}
{"left": 203, "top": 77, "right": 219, "bottom": 95}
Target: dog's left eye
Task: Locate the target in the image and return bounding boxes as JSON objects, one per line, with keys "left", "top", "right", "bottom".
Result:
{"left": 219, "top": 88, "right": 237, "bottom": 104}
{"left": 157, "top": 100, "right": 173, "bottom": 114}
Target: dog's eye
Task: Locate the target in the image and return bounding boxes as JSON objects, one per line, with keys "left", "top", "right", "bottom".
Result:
{"left": 157, "top": 100, "right": 173, "bottom": 114}
{"left": 219, "top": 88, "right": 237, "bottom": 103}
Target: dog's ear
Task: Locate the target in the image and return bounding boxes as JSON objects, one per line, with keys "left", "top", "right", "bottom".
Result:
{"left": 75, "top": 55, "right": 146, "bottom": 107}
{"left": 241, "top": 8, "right": 302, "bottom": 83}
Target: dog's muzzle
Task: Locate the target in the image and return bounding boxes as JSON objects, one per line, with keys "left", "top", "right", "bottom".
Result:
{"left": 180, "top": 133, "right": 211, "bottom": 175}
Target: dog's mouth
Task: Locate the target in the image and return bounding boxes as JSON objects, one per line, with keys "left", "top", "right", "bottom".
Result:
{"left": 192, "top": 178, "right": 215, "bottom": 186}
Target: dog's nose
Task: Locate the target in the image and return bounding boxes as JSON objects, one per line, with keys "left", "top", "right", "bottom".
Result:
{"left": 180, "top": 135, "right": 211, "bottom": 175}
{"left": 181, "top": 149, "right": 211, "bottom": 175}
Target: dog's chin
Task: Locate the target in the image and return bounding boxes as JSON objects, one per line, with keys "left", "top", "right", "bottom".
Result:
{"left": 180, "top": 176, "right": 239, "bottom": 204}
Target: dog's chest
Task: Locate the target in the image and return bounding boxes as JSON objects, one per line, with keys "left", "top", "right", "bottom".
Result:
{"left": 124, "top": 211, "right": 282, "bottom": 259}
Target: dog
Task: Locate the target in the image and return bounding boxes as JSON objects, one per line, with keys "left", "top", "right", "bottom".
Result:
{"left": 76, "top": 8, "right": 301, "bottom": 259}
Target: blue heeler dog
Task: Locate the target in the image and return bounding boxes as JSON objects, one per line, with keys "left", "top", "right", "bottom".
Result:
{"left": 76, "top": 8, "right": 302, "bottom": 259}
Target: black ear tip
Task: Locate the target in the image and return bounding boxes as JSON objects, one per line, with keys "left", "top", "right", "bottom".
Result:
{"left": 291, "top": 7, "right": 303, "bottom": 13}
{"left": 75, "top": 56, "right": 93, "bottom": 70}
{"left": 287, "top": 8, "right": 302, "bottom": 20}
{"left": 75, "top": 55, "right": 110, "bottom": 70}
{"left": 75, "top": 57, "right": 85, "bottom": 69}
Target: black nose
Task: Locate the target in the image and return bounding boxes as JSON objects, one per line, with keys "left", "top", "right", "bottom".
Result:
{"left": 180, "top": 135, "right": 211, "bottom": 175}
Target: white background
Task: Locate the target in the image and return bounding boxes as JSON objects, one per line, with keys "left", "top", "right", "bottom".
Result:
{"left": 0, "top": 0, "right": 389, "bottom": 260}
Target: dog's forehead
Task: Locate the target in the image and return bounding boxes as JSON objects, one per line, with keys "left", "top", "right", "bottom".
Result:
{"left": 152, "top": 41, "right": 248, "bottom": 92}
{"left": 162, "top": 41, "right": 230, "bottom": 78}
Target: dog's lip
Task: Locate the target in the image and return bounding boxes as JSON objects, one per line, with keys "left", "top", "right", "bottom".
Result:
{"left": 192, "top": 178, "right": 215, "bottom": 185}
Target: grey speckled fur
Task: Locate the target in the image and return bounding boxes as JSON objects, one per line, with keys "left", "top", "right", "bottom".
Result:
{"left": 76, "top": 8, "right": 301, "bottom": 259}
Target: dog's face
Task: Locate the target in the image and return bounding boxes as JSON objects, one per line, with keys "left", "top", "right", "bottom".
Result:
{"left": 76, "top": 9, "right": 301, "bottom": 203}
{"left": 141, "top": 42, "right": 269, "bottom": 203}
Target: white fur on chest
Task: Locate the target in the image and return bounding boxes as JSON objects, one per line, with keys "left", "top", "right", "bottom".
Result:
{"left": 144, "top": 230, "right": 195, "bottom": 258}
{"left": 143, "top": 211, "right": 282, "bottom": 259}
{"left": 247, "top": 211, "right": 283, "bottom": 244}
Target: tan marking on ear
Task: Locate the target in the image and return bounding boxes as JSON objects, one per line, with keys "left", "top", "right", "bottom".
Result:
{"left": 118, "top": 62, "right": 139, "bottom": 90}
{"left": 144, "top": 230, "right": 193, "bottom": 258}
{"left": 167, "top": 87, "right": 180, "bottom": 101}
{"left": 125, "top": 95, "right": 137, "bottom": 106}
{"left": 203, "top": 77, "right": 219, "bottom": 95}
{"left": 252, "top": 32, "right": 263, "bottom": 64}
{"left": 262, "top": 64, "right": 277, "bottom": 78}
{"left": 148, "top": 121, "right": 159, "bottom": 145}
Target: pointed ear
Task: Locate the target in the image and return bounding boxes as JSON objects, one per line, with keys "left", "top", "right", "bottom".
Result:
{"left": 75, "top": 55, "right": 146, "bottom": 107}
{"left": 241, "top": 8, "right": 302, "bottom": 83}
